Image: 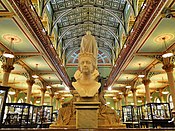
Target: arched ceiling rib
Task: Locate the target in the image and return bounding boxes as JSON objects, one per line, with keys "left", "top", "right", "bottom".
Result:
{"left": 51, "top": 6, "right": 126, "bottom": 36}
{"left": 58, "top": 23, "right": 119, "bottom": 46}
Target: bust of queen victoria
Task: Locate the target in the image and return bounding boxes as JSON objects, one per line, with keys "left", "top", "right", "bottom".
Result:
{"left": 72, "top": 31, "right": 101, "bottom": 97}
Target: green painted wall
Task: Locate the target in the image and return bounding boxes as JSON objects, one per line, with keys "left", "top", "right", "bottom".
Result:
{"left": 66, "top": 67, "right": 78, "bottom": 79}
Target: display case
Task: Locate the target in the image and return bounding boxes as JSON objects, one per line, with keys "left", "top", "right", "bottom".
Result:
{"left": 138, "top": 103, "right": 173, "bottom": 128}
{"left": 2, "top": 103, "right": 37, "bottom": 128}
{"left": 52, "top": 110, "right": 58, "bottom": 122}
{"left": 0, "top": 86, "right": 10, "bottom": 127}
{"left": 122, "top": 105, "right": 140, "bottom": 128}
{"left": 36, "top": 105, "right": 53, "bottom": 128}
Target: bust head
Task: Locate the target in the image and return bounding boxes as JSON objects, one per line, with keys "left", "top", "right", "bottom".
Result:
{"left": 78, "top": 53, "right": 96, "bottom": 75}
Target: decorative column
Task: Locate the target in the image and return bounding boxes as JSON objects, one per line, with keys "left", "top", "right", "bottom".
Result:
{"left": 40, "top": 88, "right": 46, "bottom": 105}
{"left": 55, "top": 98, "right": 59, "bottom": 110}
{"left": 131, "top": 88, "right": 137, "bottom": 105}
{"left": 1, "top": 64, "right": 14, "bottom": 86}
{"left": 50, "top": 93, "right": 54, "bottom": 106}
{"left": 14, "top": 89, "right": 19, "bottom": 103}
{"left": 26, "top": 79, "right": 35, "bottom": 103}
{"left": 142, "top": 79, "right": 151, "bottom": 103}
{"left": 117, "top": 96, "right": 122, "bottom": 119}
{"left": 162, "top": 63, "right": 175, "bottom": 112}
{"left": 124, "top": 93, "right": 128, "bottom": 105}
{"left": 117, "top": 97, "right": 122, "bottom": 110}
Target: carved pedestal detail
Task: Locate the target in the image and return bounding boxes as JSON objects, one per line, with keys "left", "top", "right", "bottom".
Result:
{"left": 74, "top": 102, "right": 100, "bottom": 129}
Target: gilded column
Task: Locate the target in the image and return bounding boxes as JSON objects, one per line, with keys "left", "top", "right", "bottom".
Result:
{"left": 26, "top": 79, "right": 35, "bottom": 103}
{"left": 55, "top": 98, "right": 59, "bottom": 110}
{"left": 117, "top": 96, "right": 122, "bottom": 110}
{"left": 50, "top": 94, "right": 54, "bottom": 106}
{"left": 40, "top": 88, "right": 46, "bottom": 105}
{"left": 1, "top": 64, "right": 14, "bottom": 86}
{"left": 142, "top": 79, "right": 151, "bottom": 103}
{"left": 131, "top": 88, "right": 137, "bottom": 105}
{"left": 162, "top": 63, "right": 175, "bottom": 112}
{"left": 124, "top": 93, "right": 128, "bottom": 105}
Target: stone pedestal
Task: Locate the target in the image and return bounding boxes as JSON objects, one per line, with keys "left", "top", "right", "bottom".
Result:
{"left": 74, "top": 101, "right": 100, "bottom": 129}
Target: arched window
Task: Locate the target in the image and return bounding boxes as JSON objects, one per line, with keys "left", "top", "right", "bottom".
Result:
{"left": 17, "top": 98, "right": 24, "bottom": 103}
{"left": 6, "top": 95, "right": 11, "bottom": 103}
{"left": 168, "top": 94, "right": 174, "bottom": 109}
{"left": 154, "top": 97, "right": 161, "bottom": 103}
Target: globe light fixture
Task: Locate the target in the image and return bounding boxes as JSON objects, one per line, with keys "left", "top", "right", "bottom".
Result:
{"left": 162, "top": 37, "right": 173, "bottom": 58}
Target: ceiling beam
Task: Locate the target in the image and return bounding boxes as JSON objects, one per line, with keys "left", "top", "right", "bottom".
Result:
{"left": 0, "top": 11, "right": 14, "bottom": 18}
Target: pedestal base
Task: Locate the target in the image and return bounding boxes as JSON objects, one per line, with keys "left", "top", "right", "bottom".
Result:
{"left": 74, "top": 102, "right": 100, "bottom": 129}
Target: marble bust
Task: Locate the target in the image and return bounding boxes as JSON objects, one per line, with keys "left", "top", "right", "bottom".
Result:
{"left": 72, "top": 31, "right": 101, "bottom": 97}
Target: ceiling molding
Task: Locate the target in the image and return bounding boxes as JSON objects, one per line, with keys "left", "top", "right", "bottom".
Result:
{"left": 106, "top": 0, "right": 167, "bottom": 88}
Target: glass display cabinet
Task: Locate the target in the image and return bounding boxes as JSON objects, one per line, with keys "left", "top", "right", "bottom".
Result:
{"left": 52, "top": 110, "right": 58, "bottom": 122}
{"left": 122, "top": 105, "right": 140, "bottom": 128}
{"left": 36, "top": 105, "right": 53, "bottom": 128}
{"left": 138, "top": 103, "right": 173, "bottom": 128}
{"left": 0, "top": 86, "right": 10, "bottom": 127}
{"left": 2, "top": 103, "right": 37, "bottom": 128}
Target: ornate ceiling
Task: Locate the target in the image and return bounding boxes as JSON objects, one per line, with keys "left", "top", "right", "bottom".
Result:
{"left": 0, "top": 0, "right": 175, "bottom": 105}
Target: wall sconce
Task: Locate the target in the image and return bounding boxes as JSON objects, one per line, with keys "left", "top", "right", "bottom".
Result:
{"left": 162, "top": 37, "right": 173, "bottom": 58}
{"left": 46, "top": 85, "right": 51, "bottom": 89}
{"left": 32, "top": 64, "right": 39, "bottom": 79}
{"left": 138, "top": 63, "right": 145, "bottom": 78}
{"left": 46, "top": 77, "right": 52, "bottom": 89}
{"left": 125, "top": 77, "right": 131, "bottom": 88}
{"left": 108, "top": 86, "right": 112, "bottom": 91}
{"left": 3, "top": 38, "right": 15, "bottom": 58}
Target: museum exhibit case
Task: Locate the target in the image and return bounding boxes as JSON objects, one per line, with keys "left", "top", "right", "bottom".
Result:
{"left": 122, "top": 105, "right": 140, "bottom": 128}
{"left": 36, "top": 105, "right": 53, "bottom": 128}
{"left": 0, "top": 86, "right": 10, "bottom": 127}
{"left": 52, "top": 110, "right": 58, "bottom": 122}
{"left": 2, "top": 103, "right": 37, "bottom": 128}
{"left": 137, "top": 103, "right": 173, "bottom": 128}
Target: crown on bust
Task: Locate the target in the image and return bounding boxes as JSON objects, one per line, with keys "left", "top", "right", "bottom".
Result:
{"left": 78, "top": 52, "right": 96, "bottom": 64}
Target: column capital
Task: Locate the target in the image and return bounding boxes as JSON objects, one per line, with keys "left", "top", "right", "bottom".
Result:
{"left": 1, "top": 64, "right": 14, "bottom": 73}
{"left": 26, "top": 79, "right": 35, "bottom": 86}
{"left": 40, "top": 88, "right": 46, "bottom": 93}
{"left": 131, "top": 88, "right": 137, "bottom": 93}
{"left": 123, "top": 93, "right": 128, "bottom": 97}
{"left": 56, "top": 97, "right": 60, "bottom": 101}
{"left": 142, "top": 79, "right": 151, "bottom": 86}
{"left": 118, "top": 96, "right": 122, "bottom": 100}
{"left": 162, "top": 63, "right": 174, "bottom": 73}
{"left": 49, "top": 93, "right": 54, "bottom": 98}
